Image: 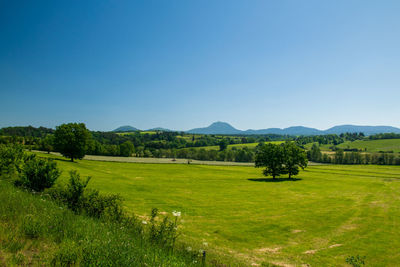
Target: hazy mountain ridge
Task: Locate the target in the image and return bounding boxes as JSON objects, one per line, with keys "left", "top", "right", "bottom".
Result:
{"left": 185, "top": 122, "right": 400, "bottom": 135}
{"left": 112, "top": 122, "right": 400, "bottom": 135}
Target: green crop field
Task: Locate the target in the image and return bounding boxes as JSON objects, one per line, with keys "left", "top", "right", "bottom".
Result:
{"left": 35, "top": 152, "right": 400, "bottom": 266}
{"left": 305, "top": 139, "right": 400, "bottom": 153}
{"left": 336, "top": 139, "right": 400, "bottom": 153}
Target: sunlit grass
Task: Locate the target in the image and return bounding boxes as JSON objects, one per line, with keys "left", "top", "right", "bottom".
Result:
{"left": 34, "top": 152, "right": 400, "bottom": 266}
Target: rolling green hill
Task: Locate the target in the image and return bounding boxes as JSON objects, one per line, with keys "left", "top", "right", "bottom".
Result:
{"left": 305, "top": 139, "right": 400, "bottom": 153}
{"left": 336, "top": 139, "right": 400, "bottom": 153}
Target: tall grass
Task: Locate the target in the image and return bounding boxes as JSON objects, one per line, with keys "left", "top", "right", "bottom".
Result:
{"left": 0, "top": 179, "right": 202, "bottom": 266}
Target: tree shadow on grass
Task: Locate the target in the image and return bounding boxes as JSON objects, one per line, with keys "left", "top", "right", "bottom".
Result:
{"left": 51, "top": 157, "right": 77, "bottom": 163}
{"left": 248, "top": 177, "right": 302, "bottom": 182}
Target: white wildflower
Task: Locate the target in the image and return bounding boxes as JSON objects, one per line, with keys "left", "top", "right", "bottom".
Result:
{"left": 186, "top": 246, "right": 192, "bottom": 252}
{"left": 172, "top": 211, "right": 181, "bottom": 217}
{"left": 142, "top": 220, "right": 147, "bottom": 225}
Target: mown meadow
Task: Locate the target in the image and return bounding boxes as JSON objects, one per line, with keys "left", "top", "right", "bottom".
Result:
{"left": 35, "top": 152, "right": 400, "bottom": 266}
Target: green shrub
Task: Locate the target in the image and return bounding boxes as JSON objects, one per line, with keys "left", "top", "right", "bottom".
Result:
{"left": 64, "top": 170, "right": 91, "bottom": 212}
{"left": 16, "top": 154, "right": 61, "bottom": 191}
{"left": 0, "top": 144, "right": 24, "bottom": 175}
{"left": 83, "top": 189, "right": 124, "bottom": 221}
{"left": 346, "top": 255, "right": 366, "bottom": 267}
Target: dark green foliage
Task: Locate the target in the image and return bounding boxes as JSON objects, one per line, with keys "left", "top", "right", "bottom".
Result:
{"left": 0, "top": 144, "right": 24, "bottom": 175}
{"left": 282, "top": 142, "right": 308, "bottom": 178}
{"left": 64, "top": 170, "right": 91, "bottom": 212}
{"left": 256, "top": 142, "right": 308, "bottom": 179}
{"left": 218, "top": 139, "right": 229, "bottom": 151}
{"left": 119, "top": 140, "right": 135, "bottom": 157}
{"left": 16, "top": 154, "right": 61, "bottom": 191}
{"left": 309, "top": 143, "right": 322, "bottom": 162}
{"left": 54, "top": 123, "right": 91, "bottom": 162}
{"left": 39, "top": 134, "right": 54, "bottom": 153}
{"left": 255, "top": 143, "right": 285, "bottom": 179}
{"left": 83, "top": 189, "right": 124, "bottom": 221}
{"left": 346, "top": 255, "right": 366, "bottom": 267}
{"left": 0, "top": 126, "right": 54, "bottom": 138}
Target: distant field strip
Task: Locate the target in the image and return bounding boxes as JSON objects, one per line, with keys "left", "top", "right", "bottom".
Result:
{"left": 305, "top": 139, "right": 400, "bottom": 153}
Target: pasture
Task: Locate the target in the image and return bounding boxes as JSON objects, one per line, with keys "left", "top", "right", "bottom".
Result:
{"left": 336, "top": 139, "right": 400, "bottom": 153}
{"left": 36, "top": 152, "right": 400, "bottom": 266}
{"left": 305, "top": 139, "right": 400, "bottom": 153}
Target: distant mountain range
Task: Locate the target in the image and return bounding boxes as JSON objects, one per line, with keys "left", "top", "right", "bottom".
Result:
{"left": 113, "top": 122, "right": 400, "bottom": 136}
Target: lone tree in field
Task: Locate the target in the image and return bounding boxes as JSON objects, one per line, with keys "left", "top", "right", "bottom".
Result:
{"left": 282, "top": 142, "right": 308, "bottom": 179}
{"left": 54, "top": 123, "right": 91, "bottom": 162}
{"left": 255, "top": 143, "right": 285, "bottom": 179}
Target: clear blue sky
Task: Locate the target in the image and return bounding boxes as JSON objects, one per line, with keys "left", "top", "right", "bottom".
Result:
{"left": 1, "top": 0, "right": 400, "bottom": 131}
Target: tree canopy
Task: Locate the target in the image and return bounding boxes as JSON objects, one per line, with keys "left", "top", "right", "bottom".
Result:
{"left": 54, "top": 123, "right": 91, "bottom": 162}
{"left": 255, "top": 142, "right": 308, "bottom": 179}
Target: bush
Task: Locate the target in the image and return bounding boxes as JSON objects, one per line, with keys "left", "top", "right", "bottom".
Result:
{"left": 346, "top": 255, "right": 366, "bottom": 267}
{"left": 64, "top": 170, "right": 91, "bottom": 212}
{"left": 0, "top": 144, "right": 24, "bottom": 175}
{"left": 15, "top": 155, "right": 61, "bottom": 192}
{"left": 83, "top": 189, "right": 124, "bottom": 221}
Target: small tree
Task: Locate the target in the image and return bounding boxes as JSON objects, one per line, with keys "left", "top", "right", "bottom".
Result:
{"left": 54, "top": 123, "right": 91, "bottom": 162}
{"left": 309, "top": 143, "right": 322, "bottom": 162}
{"left": 65, "top": 170, "right": 91, "bottom": 212}
{"left": 282, "top": 142, "right": 308, "bottom": 179}
{"left": 255, "top": 143, "right": 285, "bottom": 179}
{"left": 17, "top": 155, "right": 61, "bottom": 191}
{"left": 40, "top": 134, "right": 54, "bottom": 154}
{"left": 219, "top": 139, "right": 229, "bottom": 151}
{"left": 120, "top": 141, "right": 135, "bottom": 157}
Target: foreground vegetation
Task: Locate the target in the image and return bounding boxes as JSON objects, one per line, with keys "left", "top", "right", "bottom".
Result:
{"left": 0, "top": 179, "right": 205, "bottom": 266}
{"left": 34, "top": 152, "right": 400, "bottom": 266}
{"left": 0, "top": 145, "right": 206, "bottom": 266}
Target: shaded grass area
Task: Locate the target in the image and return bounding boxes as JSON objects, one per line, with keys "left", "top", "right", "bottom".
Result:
{"left": 34, "top": 152, "right": 400, "bottom": 266}
{"left": 0, "top": 179, "right": 201, "bottom": 266}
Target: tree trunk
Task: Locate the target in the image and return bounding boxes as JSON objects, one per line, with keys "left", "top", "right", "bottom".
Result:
{"left": 71, "top": 157, "right": 74, "bottom": 162}
{"left": 289, "top": 173, "right": 291, "bottom": 179}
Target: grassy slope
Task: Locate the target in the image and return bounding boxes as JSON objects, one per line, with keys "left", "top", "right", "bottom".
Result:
{"left": 305, "top": 139, "right": 400, "bottom": 153}
{"left": 0, "top": 179, "right": 197, "bottom": 266}
{"left": 336, "top": 139, "right": 400, "bottom": 153}
{"left": 35, "top": 152, "right": 400, "bottom": 266}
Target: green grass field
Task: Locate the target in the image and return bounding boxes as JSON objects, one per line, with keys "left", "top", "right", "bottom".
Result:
{"left": 305, "top": 139, "right": 400, "bottom": 153}
{"left": 336, "top": 139, "right": 400, "bottom": 153}
{"left": 36, "top": 152, "right": 400, "bottom": 266}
